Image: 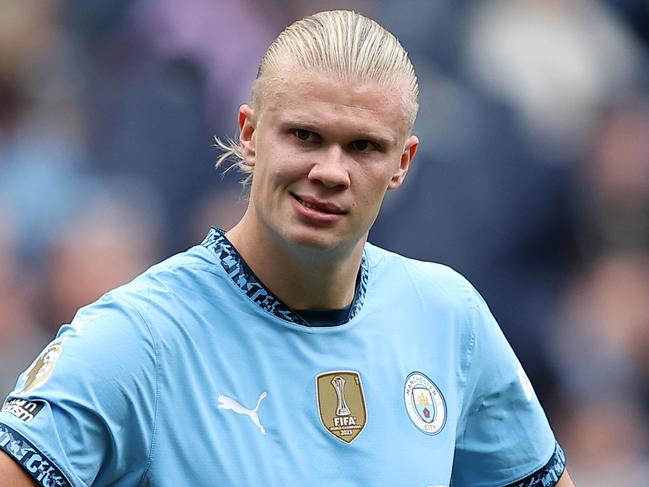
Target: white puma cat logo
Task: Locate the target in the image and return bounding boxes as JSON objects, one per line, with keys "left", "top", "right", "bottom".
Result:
{"left": 218, "top": 391, "right": 268, "bottom": 435}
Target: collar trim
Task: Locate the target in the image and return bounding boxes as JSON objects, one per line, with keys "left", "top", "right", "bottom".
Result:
{"left": 202, "top": 227, "right": 368, "bottom": 326}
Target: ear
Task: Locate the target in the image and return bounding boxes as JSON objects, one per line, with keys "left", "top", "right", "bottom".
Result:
{"left": 238, "top": 104, "right": 257, "bottom": 166}
{"left": 388, "top": 135, "right": 419, "bottom": 190}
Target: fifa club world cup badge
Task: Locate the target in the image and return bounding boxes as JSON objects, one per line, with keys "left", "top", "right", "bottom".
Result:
{"left": 404, "top": 372, "right": 446, "bottom": 435}
{"left": 316, "top": 371, "right": 367, "bottom": 444}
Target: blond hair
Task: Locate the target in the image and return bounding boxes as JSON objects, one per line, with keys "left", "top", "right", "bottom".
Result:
{"left": 215, "top": 10, "right": 419, "bottom": 185}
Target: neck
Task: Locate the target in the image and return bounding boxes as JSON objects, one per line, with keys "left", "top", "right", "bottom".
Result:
{"left": 226, "top": 219, "right": 365, "bottom": 310}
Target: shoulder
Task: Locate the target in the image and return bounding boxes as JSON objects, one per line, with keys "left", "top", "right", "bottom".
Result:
{"left": 33, "top": 242, "right": 225, "bottom": 370}
{"left": 364, "top": 242, "right": 477, "bottom": 307}
{"left": 124, "top": 242, "right": 222, "bottom": 294}
{"left": 103, "top": 242, "right": 226, "bottom": 316}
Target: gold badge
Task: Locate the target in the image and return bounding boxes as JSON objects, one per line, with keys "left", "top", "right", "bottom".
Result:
{"left": 14, "top": 337, "right": 67, "bottom": 395}
{"left": 316, "top": 371, "right": 367, "bottom": 444}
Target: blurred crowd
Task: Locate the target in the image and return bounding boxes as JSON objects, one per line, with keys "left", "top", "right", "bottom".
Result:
{"left": 0, "top": 0, "right": 647, "bottom": 484}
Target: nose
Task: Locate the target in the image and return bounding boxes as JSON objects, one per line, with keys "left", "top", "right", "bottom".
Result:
{"left": 307, "top": 146, "right": 350, "bottom": 189}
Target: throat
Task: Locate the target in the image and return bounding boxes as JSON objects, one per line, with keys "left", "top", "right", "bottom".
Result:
{"left": 204, "top": 227, "right": 369, "bottom": 327}
{"left": 227, "top": 220, "right": 362, "bottom": 310}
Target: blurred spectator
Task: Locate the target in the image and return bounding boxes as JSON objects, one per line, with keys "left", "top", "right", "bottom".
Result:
{"left": 377, "top": 0, "right": 471, "bottom": 74}
{"left": 190, "top": 186, "right": 248, "bottom": 241}
{"left": 577, "top": 96, "right": 649, "bottom": 256}
{"left": 0, "top": 0, "right": 91, "bottom": 266}
{"left": 553, "top": 251, "right": 649, "bottom": 486}
{"left": 39, "top": 179, "right": 163, "bottom": 331}
{"left": 561, "top": 399, "right": 649, "bottom": 486}
{"left": 60, "top": 0, "right": 283, "bottom": 253}
{"left": 463, "top": 0, "right": 644, "bottom": 156}
{"left": 130, "top": 0, "right": 284, "bottom": 119}
{"left": 556, "top": 253, "right": 649, "bottom": 401}
{"left": 0, "top": 0, "right": 58, "bottom": 86}
{"left": 0, "top": 204, "right": 49, "bottom": 397}
{"left": 605, "top": 0, "right": 649, "bottom": 52}
{"left": 550, "top": 92, "right": 649, "bottom": 486}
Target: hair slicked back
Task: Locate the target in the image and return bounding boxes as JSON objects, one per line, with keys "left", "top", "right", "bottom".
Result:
{"left": 259, "top": 11, "right": 417, "bottom": 97}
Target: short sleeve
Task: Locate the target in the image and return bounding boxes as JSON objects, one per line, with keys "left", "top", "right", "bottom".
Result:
{"left": 451, "top": 287, "right": 565, "bottom": 487}
{"left": 0, "top": 292, "right": 157, "bottom": 487}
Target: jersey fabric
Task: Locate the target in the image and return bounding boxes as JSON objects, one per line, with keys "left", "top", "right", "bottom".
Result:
{"left": 0, "top": 228, "right": 565, "bottom": 487}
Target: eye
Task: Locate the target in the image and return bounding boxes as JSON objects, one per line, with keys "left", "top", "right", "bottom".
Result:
{"left": 294, "top": 129, "right": 317, "bottom": 142}
{"left": 350, "top": 140, "right": 378, "bottom": 153}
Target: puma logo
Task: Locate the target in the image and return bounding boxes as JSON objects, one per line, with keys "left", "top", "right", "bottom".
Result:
{"left": 218, "top": 391, "right": 268, "bottom": 435}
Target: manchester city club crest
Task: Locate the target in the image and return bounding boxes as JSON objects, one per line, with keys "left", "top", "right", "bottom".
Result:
{"left": 316, "top": 371, "right": 367, "bottom": 444}
{"left": 404, "top": 372, "right": 446, "bottom": 435}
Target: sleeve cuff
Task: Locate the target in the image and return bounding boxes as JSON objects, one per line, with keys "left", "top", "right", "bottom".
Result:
{"left": 0, "top": 422, "right": 72, "bottom": 487}
{"left": 503, "top": 442, "right": 566, "bottom": 487}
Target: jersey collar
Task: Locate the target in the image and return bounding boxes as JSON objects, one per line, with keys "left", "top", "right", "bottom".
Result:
{"left": 201, "top": 227, "right": 368, "bottom": 327}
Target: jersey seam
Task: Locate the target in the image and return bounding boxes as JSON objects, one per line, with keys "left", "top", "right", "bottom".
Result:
{"left": 397, "top": 260, "right": 478, "bottom": 431}
{"left": 148, "top": 262, "right": 225, "bottom": 281}
{"left": 459, "top": 282, "right": 478, "bottom": 419}
{"left": 144, "top": 239, "right": 235, "bottom": 281}
{"left": 120, "top": 298, "right": 160, "bottom": 487}
{"left": 464, "top": 290, "right": 479, "bottom": 414}
{"left": 452, "top": 280, "right": 479, "bottom": 452}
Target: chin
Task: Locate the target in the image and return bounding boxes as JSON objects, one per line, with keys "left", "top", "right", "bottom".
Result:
{"left": 291, "top": 232, "right": 339, "bottom": 250}
{"left": 287, "top": 227, "right": 369, "bottom": 258}
{"left": 282, "top": 226, "right": 345, "bottom": 252}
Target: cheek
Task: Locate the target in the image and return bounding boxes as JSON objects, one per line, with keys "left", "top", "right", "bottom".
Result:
{"left": 250, "top": 155, "right": 297, "bottom": 203}
{"left": 354, "top": 182, "right": 388, "bottom": 220}
{"left": 356, "top": 173, "right": 395, "bottom": 219}
{"left": 358, "top": 167, "right": 394, "bottom": 200}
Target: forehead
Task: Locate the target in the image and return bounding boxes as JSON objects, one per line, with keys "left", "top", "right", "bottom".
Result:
{"left": 257, "top": 68, "right": 412, "bottom": 143}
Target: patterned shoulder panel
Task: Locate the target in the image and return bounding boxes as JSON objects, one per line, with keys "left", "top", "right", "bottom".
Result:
{"left": 503, "top": 442, "right": 566, "bottom": 487}
{"left": 0, "top": 422, "right": 72, "bottom": 487}
{"left": 201, "top": 228, "right": 369, "bottom": 326}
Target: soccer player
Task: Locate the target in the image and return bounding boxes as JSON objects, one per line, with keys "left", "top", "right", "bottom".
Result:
{"left": 0, "top": 10, "right": 574, "bottom": 486}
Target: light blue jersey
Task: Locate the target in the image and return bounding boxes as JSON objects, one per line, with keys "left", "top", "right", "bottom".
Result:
{"left": 0, "top": 228, "right": 565, "bottom": 486}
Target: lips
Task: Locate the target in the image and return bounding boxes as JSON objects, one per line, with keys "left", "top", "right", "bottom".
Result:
{"left": 291, "top": 194, "right": 346, "bottom": 215}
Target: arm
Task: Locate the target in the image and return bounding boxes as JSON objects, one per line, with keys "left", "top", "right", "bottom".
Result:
{"left": 452, "top": 281, "right": 569, "bottom": 486}
{"left": 0, "top": 296, "right": 156, "bottom": 487}
{"left": 557, "top": 470, "right": 575, "bottom": 487}
{"left": 0, "top": 450, "right": 35, "bottom": 487}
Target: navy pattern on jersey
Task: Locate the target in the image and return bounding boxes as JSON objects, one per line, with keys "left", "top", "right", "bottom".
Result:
{"left": 0, "top": 423, "right": 71, "bottom": 487}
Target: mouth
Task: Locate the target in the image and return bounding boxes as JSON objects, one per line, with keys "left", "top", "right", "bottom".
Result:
{"left": 291, "top": 193, "right": 347, "bottom": 215}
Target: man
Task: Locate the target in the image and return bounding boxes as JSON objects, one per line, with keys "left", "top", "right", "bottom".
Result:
{"left": 0, "top": 10, "right": 574, "bottom": 486}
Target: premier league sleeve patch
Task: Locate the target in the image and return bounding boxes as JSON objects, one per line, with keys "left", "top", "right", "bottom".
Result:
{"left": 13, "top": 337, "right": 68, "bottom": 396}
{"left": 404, "top": 372, "right": 446, "bottom": 435}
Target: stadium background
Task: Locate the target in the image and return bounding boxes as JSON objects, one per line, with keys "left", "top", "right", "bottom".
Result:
{"left": 0, "top": 0, "right": 647, "bottom": 484}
